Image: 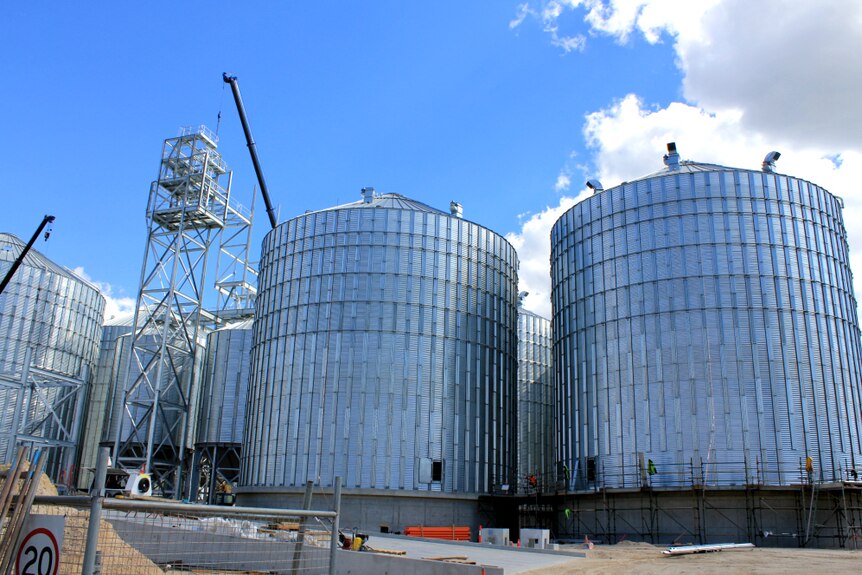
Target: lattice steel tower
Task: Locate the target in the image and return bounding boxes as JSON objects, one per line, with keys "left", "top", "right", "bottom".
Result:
{"left": 114, "top": 126, "right": 252, "bottom": 496}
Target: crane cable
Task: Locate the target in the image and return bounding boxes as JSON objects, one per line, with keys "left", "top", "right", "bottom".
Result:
{"left": 216, "top": 79, "right": 226, "bottom": 136}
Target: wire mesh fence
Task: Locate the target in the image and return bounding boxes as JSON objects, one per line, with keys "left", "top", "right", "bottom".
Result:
{"left": 28, "top": 497, "right": 337, "bottom": 575}
{"left": 3, "top": 447, "right": 339, "bottom": 574}
{"left": 26, "top": 499, "right": 90, "bottom": 575}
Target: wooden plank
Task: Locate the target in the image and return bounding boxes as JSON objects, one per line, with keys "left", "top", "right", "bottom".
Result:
{"left": 365, "top": 547, "right": 407, "bottom": 556}
{"left": 0, "top": 452, "right": 47, "bottom": 573}
{"left": 0, "top": 446, "right": 28, "bottom": 531}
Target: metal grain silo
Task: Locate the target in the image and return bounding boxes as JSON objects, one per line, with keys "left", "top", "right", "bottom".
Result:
{"left": 0, "top": 232, "right": 105, "bottom": 482}
{"left": 77, "top": 314, "right": 134, "bottom": 489}
{"left": 192, "top": 319, "right": 252, "bottom": 502}
{"left": 517, "top": 299, "right": 554, "bottom": 493}
{"left": 241, "top": 191, "right": 518, "bottom": 520}
{"left": 551, "top": 146, "right": 862, "bottom": 489}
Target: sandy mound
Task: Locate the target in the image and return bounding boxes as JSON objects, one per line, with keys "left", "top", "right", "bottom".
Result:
{"left": 2, "top": 464, "right": 162, "bottom": 575}
{"left": 0, "top": 462, "right": 59, "bottom": 496}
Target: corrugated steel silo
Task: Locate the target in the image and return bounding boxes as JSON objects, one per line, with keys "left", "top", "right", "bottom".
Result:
{"left": 241, "top": 191, "right": 519, "bottom": 497}
{"left": 192, "top": 318, "right": 252, "bottom": 502}
{"left": 0, "top": 232, "right": 105, "bottom": 480}
{"left": 77, "top": 314, "right": 134, "bottom": 489}
{"left": 517, "top": 302, "right": 554, "bottom": 492}
{"left": 197, "top": 319, "right": 253, "bottom": 445}
{"left": 551, "top": 147, "right": 862, "bottom": 489}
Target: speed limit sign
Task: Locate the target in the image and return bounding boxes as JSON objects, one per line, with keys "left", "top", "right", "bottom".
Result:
{"left": 16, "top": 515, "right": 64, "bottom": 575}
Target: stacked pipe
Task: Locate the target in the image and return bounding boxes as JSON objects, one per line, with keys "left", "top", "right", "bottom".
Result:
{"left": 404, "top": 525, "right": 472, "bottom": 541}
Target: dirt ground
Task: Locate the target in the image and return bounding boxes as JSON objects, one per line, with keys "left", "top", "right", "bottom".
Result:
{"left": 523, "top": 541, "right": 862, "bottom": 575}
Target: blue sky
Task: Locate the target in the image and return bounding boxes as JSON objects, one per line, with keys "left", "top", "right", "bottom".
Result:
{"left": 2, "top": 2, "right": 860, "bottom": 319}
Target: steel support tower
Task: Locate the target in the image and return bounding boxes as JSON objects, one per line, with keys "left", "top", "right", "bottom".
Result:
{"left": 114, "top": 126, "right": 245, "bottom": 497}
{"left": 213, "top": 191, "right": 257, "bottom": 320}
{"left": 0, "top": 348, "right": 89, "bottom": 487}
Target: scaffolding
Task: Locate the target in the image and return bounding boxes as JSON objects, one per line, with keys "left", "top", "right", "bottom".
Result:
{"left": 191, "top": 442, "right": 241, "bottom": 504}
{"left": 114, "top": 126, "right": 253, "bottom": 497}
{"left": 213, "top": 190, "right": 257, "bottom": 321}
{"left": 0, "top": 348, "right": 89, "bottom": 488}
{"left": 501, "top": 456, "right": 862, "bottom": 549}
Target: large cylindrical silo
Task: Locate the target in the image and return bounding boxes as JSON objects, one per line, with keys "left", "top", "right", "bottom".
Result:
{"left": 197, "top": 319, "right": 253, "bottom": 445}
{"left": 0, "top": 232, "right": 105, "bottom": 481}
{"left": 551, "top": 148, "right": 862, "bottom": 489}
{"left": 241, "top": 191, "right": 518, "bottom": 526}
{"left": 77, "top": 314, "right": 134, "bottom": 489}
{"left": 192, "top": 319, "right": 252, "bottom": 502}
{"left": 517, "top": 302, "right": 554, "bottom": 493}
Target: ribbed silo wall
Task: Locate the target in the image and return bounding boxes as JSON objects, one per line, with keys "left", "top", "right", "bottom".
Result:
{"left": 517, "top": 309, "right": 554, "bottom": 492}
{"left": 0, "top": 233, "right": 105, "bottom": 478}
{"left": 196, "top": 319, "right": 252, "bottom": 446}
{"left": 551, "top": 168, "right": 862, "bottom": 489}
{"left": 77, "top": 318, "right": 133, "bottom": 489}
{"left": 241, "top": 198, "right": 519, "bottom": 495}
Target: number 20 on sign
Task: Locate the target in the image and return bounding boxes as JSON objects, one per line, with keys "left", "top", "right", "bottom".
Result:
{"left": 16, "top": 515, "right": 64, "bottom": 575}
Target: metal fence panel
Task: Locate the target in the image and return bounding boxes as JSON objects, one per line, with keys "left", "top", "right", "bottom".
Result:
{"left": 31, "top": 498, "right": 336, "bottom": 575}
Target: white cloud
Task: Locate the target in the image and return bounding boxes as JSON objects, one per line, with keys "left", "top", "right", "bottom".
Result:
{"left": 554, "top": 172, "right": 572, "bottom": 191}
{"left": 541, "top": 1, "right": 565, "bottom": 25}
{"left": 639, "top": 0, "right": 862, "bottom": 151}
{"left": 72, "top": 266, "right": 136, "bottom": 322}
{"left": 525, "top": 0, "right": 862, "bottom": 149}
{"left": 552, "top": 34, "right": 587, "bottom": 52}
{"left": 511, "top": 1, "right": 589, "bottom": 52}
{"left": 583, "top": 94, "right": 749, "bottom": 183}
{"left": 509, "top": 0, "right": 862, "bottom": 314}
{"left": 509, "top": 3, "right": 532, "bottom": 29}
{"left": 582, "top": 0, "right": 721, "bottom": 44}
{"left": 506, "top": 192, "right": 589, "bottom": 318}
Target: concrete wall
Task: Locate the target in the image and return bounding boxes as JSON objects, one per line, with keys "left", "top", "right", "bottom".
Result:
{"left": 548, "top": 486, "right": 862, "bottom": 549}
{"left": 238, "top": 488, "right": 482, "bottom": 535}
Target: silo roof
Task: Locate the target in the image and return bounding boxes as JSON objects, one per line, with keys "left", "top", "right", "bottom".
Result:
{"left": 0, "top": 232, "right": 95, "bottom": 287}
{"left": 519, "top": 307, "right": 550, "bottom": 322}
{"left": 104, "top": 312, "right": 135, "bottom": 327}
{"left": 216, "top": 318, "right": 254, "bottom": 331}
{"left": 318, "top": 193, "right": 449, "bottom": 215}
{"left": 629, "top": 161, "right": 738, "bottom": 183}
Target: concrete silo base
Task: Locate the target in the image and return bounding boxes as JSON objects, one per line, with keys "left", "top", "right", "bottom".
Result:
{"left": 495, "top": 483, "right": 862, "bottom": 549}
{"left": 237, "top": 487, "right": 484, "bottom": 535}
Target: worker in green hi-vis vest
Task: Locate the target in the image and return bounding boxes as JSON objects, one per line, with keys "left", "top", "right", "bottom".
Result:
{"left": 647, "top": 459, "right": 657, "bottom": 476}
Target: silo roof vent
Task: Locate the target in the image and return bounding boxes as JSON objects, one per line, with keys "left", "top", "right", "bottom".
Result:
{"left": 361, "top": 187, "right": 375, "bottom": 203}
{"left": 518, "top": 291, "right": 529, "bottom": 307}
{"left": 762, "top": 151, "right": 781, "bottom": 173}
{"left": 663, "top": 142, "right": 680, "bottom": 170}
{"left": 586, "top": 179, "right": 603, "bottom": 193}
{"left": 450, "top": 201, "right": 463, "bottom": 218}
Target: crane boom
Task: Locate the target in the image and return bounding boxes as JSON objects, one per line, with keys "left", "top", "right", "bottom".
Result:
{"left": 0, "top": 215, "right": 55, "bottom": 296}
{"left": 223, "top": 73, "right": 278, "bottom": 230}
